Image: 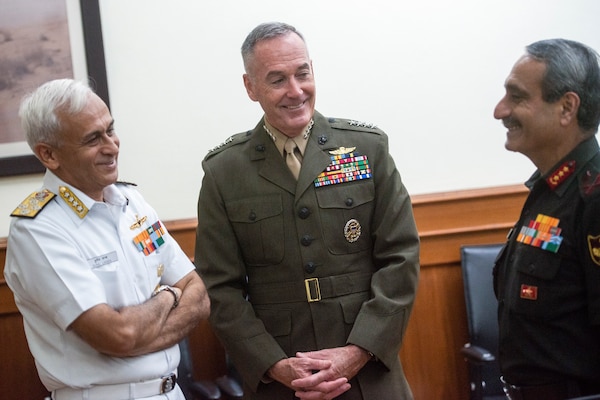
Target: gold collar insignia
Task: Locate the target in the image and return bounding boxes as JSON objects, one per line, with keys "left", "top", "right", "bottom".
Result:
{"left": 59, "top": 186, "right": 89, "bottom": 219}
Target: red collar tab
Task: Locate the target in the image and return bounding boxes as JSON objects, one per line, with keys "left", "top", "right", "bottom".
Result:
{"left": 546, "top": 161, "right": 576, "bottom": 189}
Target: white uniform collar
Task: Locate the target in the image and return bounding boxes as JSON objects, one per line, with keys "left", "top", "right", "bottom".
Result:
{"left": 42, "top": 171, "right": 127, "bottom": 221}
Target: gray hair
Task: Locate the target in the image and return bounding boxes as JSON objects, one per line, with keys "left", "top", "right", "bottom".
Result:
{"left": 19, "top": 78, "right": 93, "bottom": 149}
{"left": 241, "top": 22, "right": 305, "bottom": 73}
{"left": 526, "top": 38, "right": 600, "bottom": 133}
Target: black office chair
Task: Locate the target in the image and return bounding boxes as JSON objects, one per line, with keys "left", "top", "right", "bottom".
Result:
{"left": 215, "top": 353, "right": 243, "bottom": 400}
{"left": 178, "top": 337, "right": 221, "bottom": 400}
{"left": 460, "top": 243, "right": 505, "bottom": 400}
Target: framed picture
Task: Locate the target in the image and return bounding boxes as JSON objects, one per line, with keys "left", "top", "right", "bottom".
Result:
{"left": 0, "top": 0, "right": 109, "bottom": 177}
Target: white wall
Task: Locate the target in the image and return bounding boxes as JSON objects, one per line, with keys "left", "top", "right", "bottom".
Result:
{"left": 1, "top": 0, "right": 599, "bottom": 237}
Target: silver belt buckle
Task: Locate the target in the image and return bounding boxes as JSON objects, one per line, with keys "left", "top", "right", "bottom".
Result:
{"left": 160, "top": 373, "right": 177, "bottom": 394}
{"left": 305, "top": 278, "right": 321, "bottom": 302}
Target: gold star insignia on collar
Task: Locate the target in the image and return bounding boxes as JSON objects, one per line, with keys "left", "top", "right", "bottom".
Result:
{"left": 546, "top": 160, "right": 576, "bottom": 189}
{"left": 59, "top": 186, "right": 88, "bottom": 219}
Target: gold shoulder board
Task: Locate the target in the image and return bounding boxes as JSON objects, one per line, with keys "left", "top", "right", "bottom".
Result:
{"left": 11, "top": 190, "right": 56, "bottom": 218}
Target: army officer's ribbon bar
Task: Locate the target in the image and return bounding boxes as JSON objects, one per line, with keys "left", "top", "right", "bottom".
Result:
{"left": 133, "top": 220, "right": 166, "bottom": 255}
{"left": 516, "top": 213, "right": 563, "bottom": 253}
{"left": 314, "top": 150, "right": 372, "bottom": 187}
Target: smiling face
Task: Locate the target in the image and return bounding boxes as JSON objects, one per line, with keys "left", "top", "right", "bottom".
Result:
{"left": 243, "top": 32, "right": 316, "bottom": 138}
{"left": 35, "top": 92, "right": 119, "bottom": 201}
{"left": 494, "top": 56, "right": 566, "bottom": 170}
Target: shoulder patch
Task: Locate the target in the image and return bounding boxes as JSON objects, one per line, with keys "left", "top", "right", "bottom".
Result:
{"left": 204, "top": 131, "right": 253, "bottom": 161}
{"left": 587, "top": 234, "right": 600, "bottom": 266}
{"left": 11, "top": 189, "right": 55, "bottom": 218}
{"left": 328, "top": 118, "right": 383, "bottom": 134}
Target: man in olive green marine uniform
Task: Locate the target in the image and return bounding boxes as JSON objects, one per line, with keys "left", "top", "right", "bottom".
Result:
{"left": 195, "top": 22, "right": 419, "bottom": 400}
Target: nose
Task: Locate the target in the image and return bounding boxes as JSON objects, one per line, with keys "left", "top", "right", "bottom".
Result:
{"left": 493, "top": 96, "right": 509, "bottom": 120}
{"left": 287, "top": 77, "right": 303, "bottom": 97}
{"left": 102, "top": 133, "right": 120, "bottom": 153}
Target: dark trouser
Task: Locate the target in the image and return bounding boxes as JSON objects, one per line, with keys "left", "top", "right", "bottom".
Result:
{"left": 502, "top": 377, "right": 600, "bottom": 400}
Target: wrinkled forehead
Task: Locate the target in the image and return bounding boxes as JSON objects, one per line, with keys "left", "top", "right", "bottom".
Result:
{"left": 504, "top": 55, "right": 546, "bottom": 92}
{"left": 247, "top": 33, "right": 310, "bottom": 74}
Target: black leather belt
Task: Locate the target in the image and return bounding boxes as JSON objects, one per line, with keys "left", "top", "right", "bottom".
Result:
{"left": 247, "top": 271, "right": 372, "bottom": 304}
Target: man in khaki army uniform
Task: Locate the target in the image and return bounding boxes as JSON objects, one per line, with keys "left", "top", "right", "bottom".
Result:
{"left": 195, "top": 22, "right": 419, "bottom": 400}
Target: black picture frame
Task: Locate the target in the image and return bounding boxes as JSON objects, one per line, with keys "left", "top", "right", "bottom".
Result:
{"left": 0, "top": 0, "right": 109, "bottom": 177}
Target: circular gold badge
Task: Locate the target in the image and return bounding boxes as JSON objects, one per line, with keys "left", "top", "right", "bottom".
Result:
{"left": 344, "top": 219, "right": 361, "bottom": 243}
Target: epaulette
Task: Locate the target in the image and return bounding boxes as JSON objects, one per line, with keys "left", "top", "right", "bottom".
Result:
{"left": 579, "top": 167, "right": 600, "bottom": 199}
{"left": 329, "top": 118, "right": 383, "bottom": 134}
{"left": 11, "top": 189, "right": 55, "bottom": 218}
{"left": 204, "top": 131, "right": 253, "bottom": 161}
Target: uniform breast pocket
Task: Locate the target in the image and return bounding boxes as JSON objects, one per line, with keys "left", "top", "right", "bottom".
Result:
{"left": 226, "top": 194, "right": 284, "bottom": 266}
{"left": 91, "top": 262, "right": 131, "bottom": 305}
{"left": 511, "top": 247, "right": 562, "bottom": 321}
{"left": 315, "top": 181, "right": 374, "bottom": 254}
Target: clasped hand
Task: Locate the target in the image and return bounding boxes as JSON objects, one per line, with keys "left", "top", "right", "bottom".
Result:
{"left": 267, "top": 345, "right": 370, "bottom": 400}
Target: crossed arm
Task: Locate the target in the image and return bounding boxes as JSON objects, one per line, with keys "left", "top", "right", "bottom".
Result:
{"left": 69, "top": 270, "right": 210, "bottom": 357}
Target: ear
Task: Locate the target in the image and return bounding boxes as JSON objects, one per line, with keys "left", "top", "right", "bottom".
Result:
{"left": 34, "top": 143, "right": 59, "bottom": 170}
{"left": 559, "top": 91, "right": 580, "bottom": 126}
{"left": 243, "top": 74, "right": 258, "bottom": 102}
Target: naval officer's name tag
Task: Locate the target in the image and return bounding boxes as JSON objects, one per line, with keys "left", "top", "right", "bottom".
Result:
{"left": 88, "top": 251, "right": 118, "bottom": 269}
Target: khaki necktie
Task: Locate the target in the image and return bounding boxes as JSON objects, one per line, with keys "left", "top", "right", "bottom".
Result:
{"left": 284, "top": 138, "right": 302, "bottom": 180}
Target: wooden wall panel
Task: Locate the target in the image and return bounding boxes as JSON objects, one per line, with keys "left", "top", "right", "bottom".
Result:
{"left": 403, "top": 184, "right": 527, "bottom": 400}
{"left": 0, "top": 184, "right": 528, "bottom": 400}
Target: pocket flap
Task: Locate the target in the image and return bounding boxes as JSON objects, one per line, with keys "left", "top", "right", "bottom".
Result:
{"left": 226, "top": 194, "right": 282, "bottom": 223}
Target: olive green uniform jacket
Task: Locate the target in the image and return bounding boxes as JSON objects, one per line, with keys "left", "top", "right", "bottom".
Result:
{"left": 195, "top": 111, "right": 420, "bottom": 399}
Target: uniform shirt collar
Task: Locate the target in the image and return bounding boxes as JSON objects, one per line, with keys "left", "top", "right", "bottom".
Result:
{"left": 526, "top": 136, "right": 600, "bottom": 195}
{"left": 42, "top": 170, "right": 127, "bottom": 218}
{"left": 263, "top": 118, "right": 312, "bottom": 157}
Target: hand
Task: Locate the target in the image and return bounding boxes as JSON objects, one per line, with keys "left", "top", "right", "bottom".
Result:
{"left": 291, "top": 345, "right": 371, "bottom": 399}
{"left": 267, "top": 356, "right": 349, "bottom": 400}
{"left": 267, "top": 356, "right": 332, "bottom": 388}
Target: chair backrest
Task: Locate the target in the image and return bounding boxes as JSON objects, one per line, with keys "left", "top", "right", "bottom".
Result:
{"left": 178, "top": 337, "right": 196, "bottom": 397}
{"left": 178, "top": 337, "right": 221, "bottom": 400}
{"left": 461, "top": 243, "right": 504, "bottom": 397}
